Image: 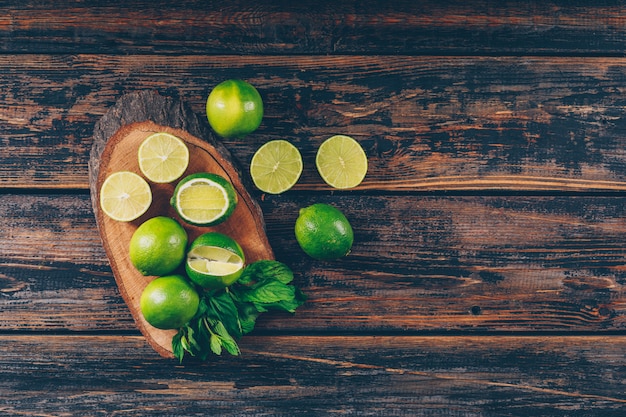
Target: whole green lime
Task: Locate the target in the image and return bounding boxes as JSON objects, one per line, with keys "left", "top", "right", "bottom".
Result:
{"left": 206, "top": 79, "right": 263, "bottom": 138}
{"left": 186, "top": 232, "right": 246, "bottom": 290}
{"left": 129, "top": 216, "right": 188, "bottom": 276}
{"left": 295, "top": 203, "right": 354, "bottom": 260}
{"left": 140, "top": 274, "right": 200, "bottom": 330}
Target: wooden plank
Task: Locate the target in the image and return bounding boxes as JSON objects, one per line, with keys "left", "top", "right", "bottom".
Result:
{"left": 2, "top": 1, "right": 626, "bottom": 55}
{"left": 2, "top": 193, "right": 626, "bottom": 332}
{"left": 0, "top": 334, "right": 624, "bottom": 415}
{"left": 3, "top": 55, "right": 626, "bottom": 191}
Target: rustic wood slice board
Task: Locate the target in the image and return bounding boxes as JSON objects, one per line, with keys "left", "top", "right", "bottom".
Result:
{"left": 88, "top": 91, "right": 274, "bottom": 358}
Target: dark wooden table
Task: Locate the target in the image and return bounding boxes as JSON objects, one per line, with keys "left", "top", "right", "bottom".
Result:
{"left": 2, "top": 1, "right": 626, "bottom": 415}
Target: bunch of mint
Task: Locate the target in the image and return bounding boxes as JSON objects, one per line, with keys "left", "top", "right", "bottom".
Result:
{"left": 172, "top": 260, "right": 306, "bottom": 362}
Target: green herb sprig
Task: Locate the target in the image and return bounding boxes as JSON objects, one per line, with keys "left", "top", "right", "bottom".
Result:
{"left": 172, "top": 260, "right": 306, "bottom": 362}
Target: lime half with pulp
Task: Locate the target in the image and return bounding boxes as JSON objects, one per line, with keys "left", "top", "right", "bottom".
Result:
{"left": 138, "top": 132, "right": 189, "bottom": 184}
{"left": 250, "top": 139, "right": 303, "bottom": 194}
{"left": 171, "top": 173, "right": 238, "bottom": 226}
{"left": 99, "top": 171, "right": 152, "bottom": 222}
{"left": 316, "top": 135, "right": 367, "bottom": 189}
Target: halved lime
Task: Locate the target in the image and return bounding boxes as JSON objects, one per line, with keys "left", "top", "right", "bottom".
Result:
{"left": 186, "top": 232, "right": 245, "bottom": 290}
{"left": 99, "top": 171, "right": 152, "bottom": 222}
{"left": 171, "top": 172, "right": 238, "bottom": 226}
{"left": 315, "top": 135, "right": 367, "bottom": 189}
{"left": 250, "top": 140, "right": 303, "bottom": 194}
{"left": 138, "top": 132, "right": 189, "bottom": 183}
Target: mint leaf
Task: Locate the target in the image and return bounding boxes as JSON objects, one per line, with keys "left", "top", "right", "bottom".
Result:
{"left": 232, "top": 260, "right": 307, "bottom": 315}
{"left": 220, "top": 336, "right": 241, "bottom": 356}
{"left": 239, "top": 280, "right": 295, "bottom": 305}
{"left": 209, "top": 333, "right": 222, "bottom": 355}
{"left": 209, "top": 319, "right": 241, "bottom": 356}
{"left": 207, "top": 291, "right": 242, "bottom": 339}
{"left": 256, "top": 292, "right": 306, "bottom": 313}
{"left": 238, "top": 260, "right": 294, "bottom": 285}
{"left": 236, "top": 302, "right": 261, "bottom": 335}
{"left": 194, "top": 321, "right": 213, "bottom": 360}
{"left": 172, "top": 331, "right": 184, "bottom": 363}
{"left": 205, "top": 319, "right": 241, "bottom": 356}
{"left": 186, "top": 326, "right": 198, "bottom": 352}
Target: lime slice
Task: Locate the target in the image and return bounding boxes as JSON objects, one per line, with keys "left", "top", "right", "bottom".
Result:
{"left": 138, "top": 132, "right": 189, "bottom": 183}
{"left": 250, "top": 140, "right": 303, "bottom": 194}
{"left": 99, "top": 171, "right": 152, "bottom": 222}
{"left": 315, "top": 135, "right": 367, "bottom": 189}
{"left": 171, "top": 173, "right": 238, "bottom": 226}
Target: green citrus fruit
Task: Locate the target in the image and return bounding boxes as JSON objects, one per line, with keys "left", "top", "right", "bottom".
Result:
{"left": 186, "top": 232, "right": 245, "bottom": 290}
{"left": 170, "top": 172, "right": 238, "bottom": 226}
{"left": 140, "top": 274, "right": 200, "bottom": 330}
{"left": 138, "top": 132, "right": 189, "bottom": 184}
{"left": 250, "top": 139, "right": 303, "bottom": 194}
{"left": 99, "top": 171, "right": 152, "bottom": 222}
{"left": 316, "top": 135, "right": 368, "bottom": 189}
{"left": 206, "top": 79, "right": 264, "bottom": 138}
{"left": 295, "top": 203, "right": 354, "bottom": 260}
{"left": 129, "top": 216, "right": 188, "bottom": 276}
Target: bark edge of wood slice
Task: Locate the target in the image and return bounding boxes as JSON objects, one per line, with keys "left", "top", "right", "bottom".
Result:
{"left": 88, "top": 90, "right": 274, "bottom": 358}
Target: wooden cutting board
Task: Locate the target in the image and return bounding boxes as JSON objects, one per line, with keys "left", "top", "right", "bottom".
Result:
{"left": 88, "top": 91, "right": 274, "bottom": 358}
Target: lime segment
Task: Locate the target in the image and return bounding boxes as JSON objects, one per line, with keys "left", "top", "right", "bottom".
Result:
{"left": 250, "top": 140, "right": 303, "bottom": 194}
{"left": 316, "top": 135, "right": 367, "bottom": 189}
{"left": 99, "top": 171, "right": 152, "bottom": 222}
{"left": 138, "top": 132, "right": 189, "bottom": 183}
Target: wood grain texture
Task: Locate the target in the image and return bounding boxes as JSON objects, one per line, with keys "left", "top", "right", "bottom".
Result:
{"left": 2, "top": 1, "right": 626, "bottom": 55}
{"left": 2, "top": 193, "right": 626, "bottom": 333}
{"left": 0, "top": 334, "right": 624, "bottom": 416}
{"left": 3, "top": 2, "right": 626, "bottom": 415}
{"left": 3, "top": 55, "right": 626, "bottom": 191}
